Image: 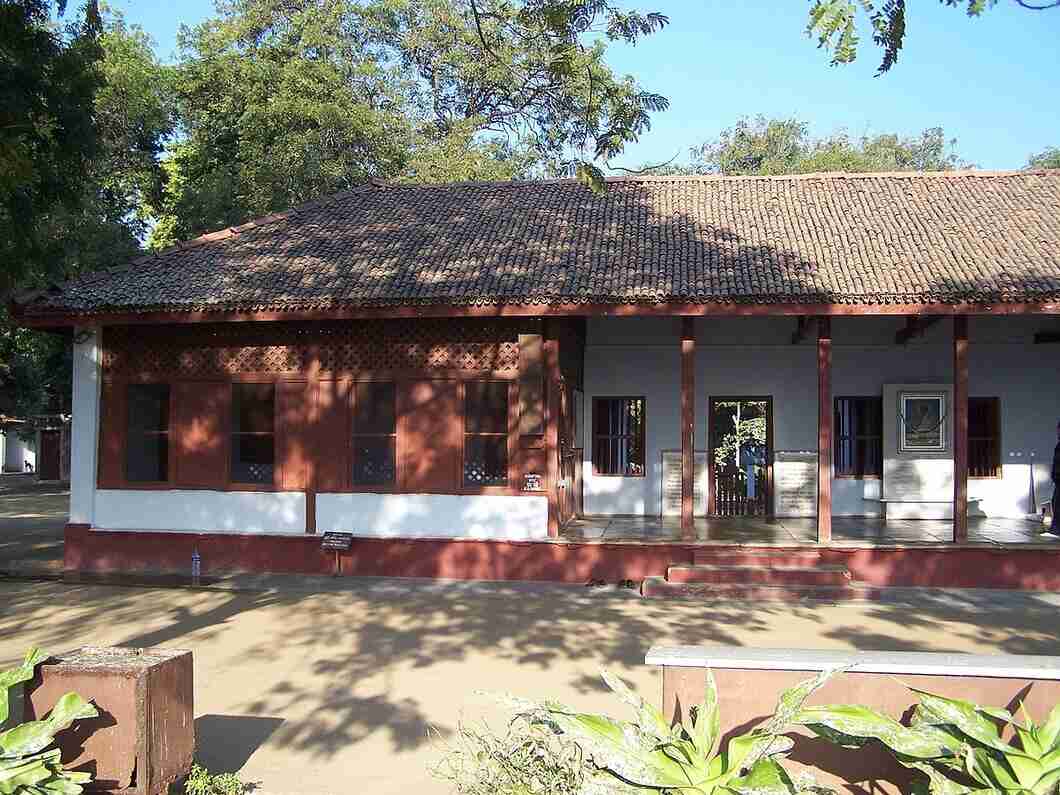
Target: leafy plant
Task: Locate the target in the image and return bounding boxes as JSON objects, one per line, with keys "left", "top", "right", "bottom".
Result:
{"left": 182, "top": 765, "right": 245, "bottom": 795}
{"left": 491, "top": 668, "right": 840, "bottom": 794}
{"left": 797, "top": 687, "right": 1060, "bottom": 794}
{"left": 0, "top": 648, "right": 98, "bottom": 795}
{"left": 431, "top": 716, "right": 591, "bottom": 795}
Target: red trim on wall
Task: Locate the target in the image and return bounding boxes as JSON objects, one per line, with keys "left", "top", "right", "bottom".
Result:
{"left": 63, "top": 526, "right": 1060, "bottom": 591}
{"left": 19, "top": 300, "right": 1060, "bottom": 328}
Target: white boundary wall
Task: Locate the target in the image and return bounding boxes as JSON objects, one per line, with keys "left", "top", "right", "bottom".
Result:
{"left": 583, "top": 315, "right": 1060, "bottom": 519}
{"left": 316, "top": 493, "right": 549, "bottom": 540}
{"left": 95, "top": 489, "right": 307, "bottom": 534}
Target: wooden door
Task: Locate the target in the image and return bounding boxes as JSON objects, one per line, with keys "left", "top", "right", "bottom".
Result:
{"left": 401, "top": 380, "right": 461, "bottom": 492}
{"left": 39, "top": 430, "right": 60, "bottom": 481}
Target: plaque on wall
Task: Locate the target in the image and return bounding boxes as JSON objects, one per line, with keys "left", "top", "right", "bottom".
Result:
{"left": 660, "top": 450, "right": 707, "bottom": 517}
{"left": 774, "top": 451, "right": 817, "bottom": 517}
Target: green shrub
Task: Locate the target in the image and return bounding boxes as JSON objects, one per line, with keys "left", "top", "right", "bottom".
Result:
{"left": 183, "top": 765, "right": 245, "bottom": 795}
{"left": 0, "top": 648, "right": 98, "bottom": 795}
{"left": 798, "top": 687, "right": 1060, "bottom": 794}
{"left": 438, "top": 668, "right": 839, "bottom": 794}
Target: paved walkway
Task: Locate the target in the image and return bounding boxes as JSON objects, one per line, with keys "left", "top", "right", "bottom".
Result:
{"left": 0, "top": 474, "right": 67, "bottom": 570}
{"left": 2, "top": 576, "right": 1059, "bottom": 795}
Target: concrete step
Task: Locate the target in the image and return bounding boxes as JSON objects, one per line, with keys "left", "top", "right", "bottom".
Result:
{"left": 666, "top": 563, "right": 851, "bottom": 587}
{"left": 641, "top": 576, "right": 864, "bottom": 602}
{"left": 692, "top": 549, "right": 825, "bottom": 567}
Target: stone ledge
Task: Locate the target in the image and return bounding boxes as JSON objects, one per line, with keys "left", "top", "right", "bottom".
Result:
{"left": 645, "top": 645, "right": 1060, "bottom": 679}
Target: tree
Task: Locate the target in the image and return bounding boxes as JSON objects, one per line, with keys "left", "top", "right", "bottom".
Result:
{"left": 146, "top": 0, "right": 414, "bottom": 248}
{"left": 1, "top": 8, "right": 174, "bottom": 420}
{"left": 1028, "top": 147, "right": 1060, "bottom": 169}
{"left": 807, "top": 1, "right": 1060, "bottom": 76}
{"left": 638, "top": 116, "right": 968, "bottom": 177}
{"left": 0, "top": 0, "right": 103, "bottom": 297}
{"left": 466, "top": 0, "right": 1055, "bottom": 186}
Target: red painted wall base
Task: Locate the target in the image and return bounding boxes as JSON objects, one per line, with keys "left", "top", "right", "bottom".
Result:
{"left": 64, "top": 524, "right": 1060, "bottom": 591}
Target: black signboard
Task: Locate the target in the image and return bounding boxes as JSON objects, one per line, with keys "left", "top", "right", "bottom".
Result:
{"left": 320, "top": 532, "right": 354, "bottom": 551}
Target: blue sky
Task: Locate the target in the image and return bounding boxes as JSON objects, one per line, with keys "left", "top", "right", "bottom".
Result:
{"left": 107, "top": 0, "right": 1059, "bottom": 171}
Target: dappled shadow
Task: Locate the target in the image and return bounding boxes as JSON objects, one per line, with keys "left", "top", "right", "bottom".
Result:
{"left": 194, "top": 715, "right": 284, "bottom": 771}
{"left": 31, "top": 175, "right": 1060, "bottom": 316}
{"left": 4, "top": 576, "right": 1060, "bottom": 772}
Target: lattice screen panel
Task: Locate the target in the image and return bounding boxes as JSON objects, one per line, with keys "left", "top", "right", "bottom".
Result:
{"left": 102, "top": 319, "right": 531, "bottom": 377}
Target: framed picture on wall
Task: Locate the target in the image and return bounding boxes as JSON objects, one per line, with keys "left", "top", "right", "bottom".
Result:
{"left": 899, "top": 392, "right": 947, "bottom": 452}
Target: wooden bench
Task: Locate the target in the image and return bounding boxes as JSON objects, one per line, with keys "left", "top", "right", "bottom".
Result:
{"left": 647, "top": 645, "right": 1060, "bottom": 793}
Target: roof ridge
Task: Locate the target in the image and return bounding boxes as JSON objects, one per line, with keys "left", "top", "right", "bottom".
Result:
{"left": 359, "top": 169, "right": 1060, "bottom": 193}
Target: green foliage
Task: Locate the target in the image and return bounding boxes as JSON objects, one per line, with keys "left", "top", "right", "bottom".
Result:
{"left": 797, "top": 686, "right": 1060, "bottom": 794}
{"left": 803, "top": 2, "right": 1060, "bottom": 75}
{"left": 678, "top": 116, "right": 967, "bottom": 177}
{"left": 477, "top": 668, "right": 840, "bottom": 794}
{"left": 0, "top": 0, "right": 103, "bottom": 297}
{"left": 182, "top": 765, "right": 245, "bottom": 795}
{"left": 1028, "top": 147, "right": 1060, "bottom": 170}
{"left": 0, "top": 649, "right": 99, "bottom": 795}
{"left": 431, "top": 717, "right": 591, "bottom": 795}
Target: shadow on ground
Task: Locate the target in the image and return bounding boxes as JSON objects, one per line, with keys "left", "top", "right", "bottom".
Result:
{"left": 3, "top": 576, "right": 1059, "bottom": 774}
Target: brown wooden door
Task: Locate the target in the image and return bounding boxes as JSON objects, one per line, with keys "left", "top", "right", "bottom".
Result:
{"left": 39, "top": 430, "right": 60, "bottom": 481}
{"left": 401, "top": 380, "right": 461, "bottom": 492}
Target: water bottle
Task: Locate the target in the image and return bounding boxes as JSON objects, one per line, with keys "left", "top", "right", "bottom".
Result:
{"left": 191, "top": 550, "right": 201, "bottom": 582}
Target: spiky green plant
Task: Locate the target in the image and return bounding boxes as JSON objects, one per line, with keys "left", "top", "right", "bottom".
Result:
{"left": 491, "top": 668, "right": 839, "bottom": 794}
{"left": 0, "top": 649, "right": 98, "bottom": 795}
{"left": 797, "top": 687, "right": 1060, "bottom": 794}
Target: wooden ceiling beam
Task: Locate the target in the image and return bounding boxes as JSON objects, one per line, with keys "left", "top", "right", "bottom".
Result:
{"left": 895, "top": 315, "right": 943, "bottom": 345}
{"left": 791, "top": 316, "right": 812, "bottom": 344}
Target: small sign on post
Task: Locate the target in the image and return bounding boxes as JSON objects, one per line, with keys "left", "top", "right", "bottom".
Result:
{"left": 321, "top": 532, "right": 353, "bottom": 576}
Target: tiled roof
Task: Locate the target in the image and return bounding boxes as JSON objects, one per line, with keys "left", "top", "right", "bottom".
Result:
{"left": 16, "top": 171, "right": 1060, "bottom": 317}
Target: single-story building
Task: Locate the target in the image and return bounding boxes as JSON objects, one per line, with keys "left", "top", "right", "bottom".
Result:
{"left": 13, "top": 170, "right": 1060, "bottom": 591}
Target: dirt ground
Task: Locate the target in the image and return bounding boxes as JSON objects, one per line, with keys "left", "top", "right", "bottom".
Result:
{"left": 2, "top": 576, "right": 1059, "bottom": 795}
{"left": 0, "top": 474, "right": 67, "bottom": 569}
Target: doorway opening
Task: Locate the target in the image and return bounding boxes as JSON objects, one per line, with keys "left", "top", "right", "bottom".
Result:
{"left": 708, "top": 397, "right": 773, "bottom": 517}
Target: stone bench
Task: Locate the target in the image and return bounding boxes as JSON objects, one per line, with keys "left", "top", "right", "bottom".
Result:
{"left": 646, "top": 645, "right": 1060, "bottom": 793}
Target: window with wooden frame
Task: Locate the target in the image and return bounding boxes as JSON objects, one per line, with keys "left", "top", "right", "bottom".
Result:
{"left": 834, "top": 397, "right": 883, "bottom": 479}
{"left": 352, "top": 382, "right": 397, "bottom": 486}
{"left": 231, "top": 383, "right": 275, "bottom": 484}
{"left": 126, "top": 384, "right": 170, "bottom": 482}
{"left": 593, "top": 397, "right": 645, "bottom": 477}
{"left": 969, "top": 396, "right": 1002, "bottom": 478}
{"left": 463, "top": 381, "right": 509, "bottom": 487}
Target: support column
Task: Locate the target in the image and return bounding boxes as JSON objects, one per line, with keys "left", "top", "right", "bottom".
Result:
{"left": 680, "top": 318, "right": 696, "bottom": 539}
{"left": 953, "top": 315, "right": 969, "bottom": 543}
{"left": 817, "top": 317, "right": 832, "bottom": 543}
{"left": 69, "top": 327, "right": 101, "bottom": 527}
{"left": 544, "top": 320, "right": 561, "bottom": 538}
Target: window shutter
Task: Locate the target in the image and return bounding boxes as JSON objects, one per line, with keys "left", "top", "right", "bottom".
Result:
{"left": 278, "top": 381, "right": 314, "bottom": 490}
{"left": 174, "top": 381, "right": 230, "bottom": 487}
{"left": 314, "top": 379, "right": 350, "bottom": 492}
{"left": 97, "top": 380, "right": 126, "bottom": 488}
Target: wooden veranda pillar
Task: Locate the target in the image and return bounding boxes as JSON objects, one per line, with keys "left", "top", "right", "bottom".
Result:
{"left": 544, "top": 320, "right": 561, "bottom": 538}
{"left": 680, "top": 318, "right": 696, "bottom": 539}
{"left": 953, "top": 315, "right": 969, "bottom": 543}
{"left": 817, "top": 317, "right": 832, "bottom": 543}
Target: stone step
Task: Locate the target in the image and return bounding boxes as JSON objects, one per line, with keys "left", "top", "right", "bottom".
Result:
{"left": 667, "top": 563, "right": 851, "bottom": 587}
{"left": 691, "top": 549, "right": 825, "bottom": 567}
{"left": 641, "top": 576, "right": 866, "bottom": 602}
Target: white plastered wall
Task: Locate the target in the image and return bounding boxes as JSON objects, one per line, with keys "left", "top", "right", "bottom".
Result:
{"left": 582, "top": 315, "right": 1060, "bottom": 519}
{"left": 95, "top": 489, "right": 307, "bottom": 534}
{"left": 69, "top": 329, "right": 100, "bottom": 524}
{"left": 316, "top": 493, "right": 549, "bottom": 540}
